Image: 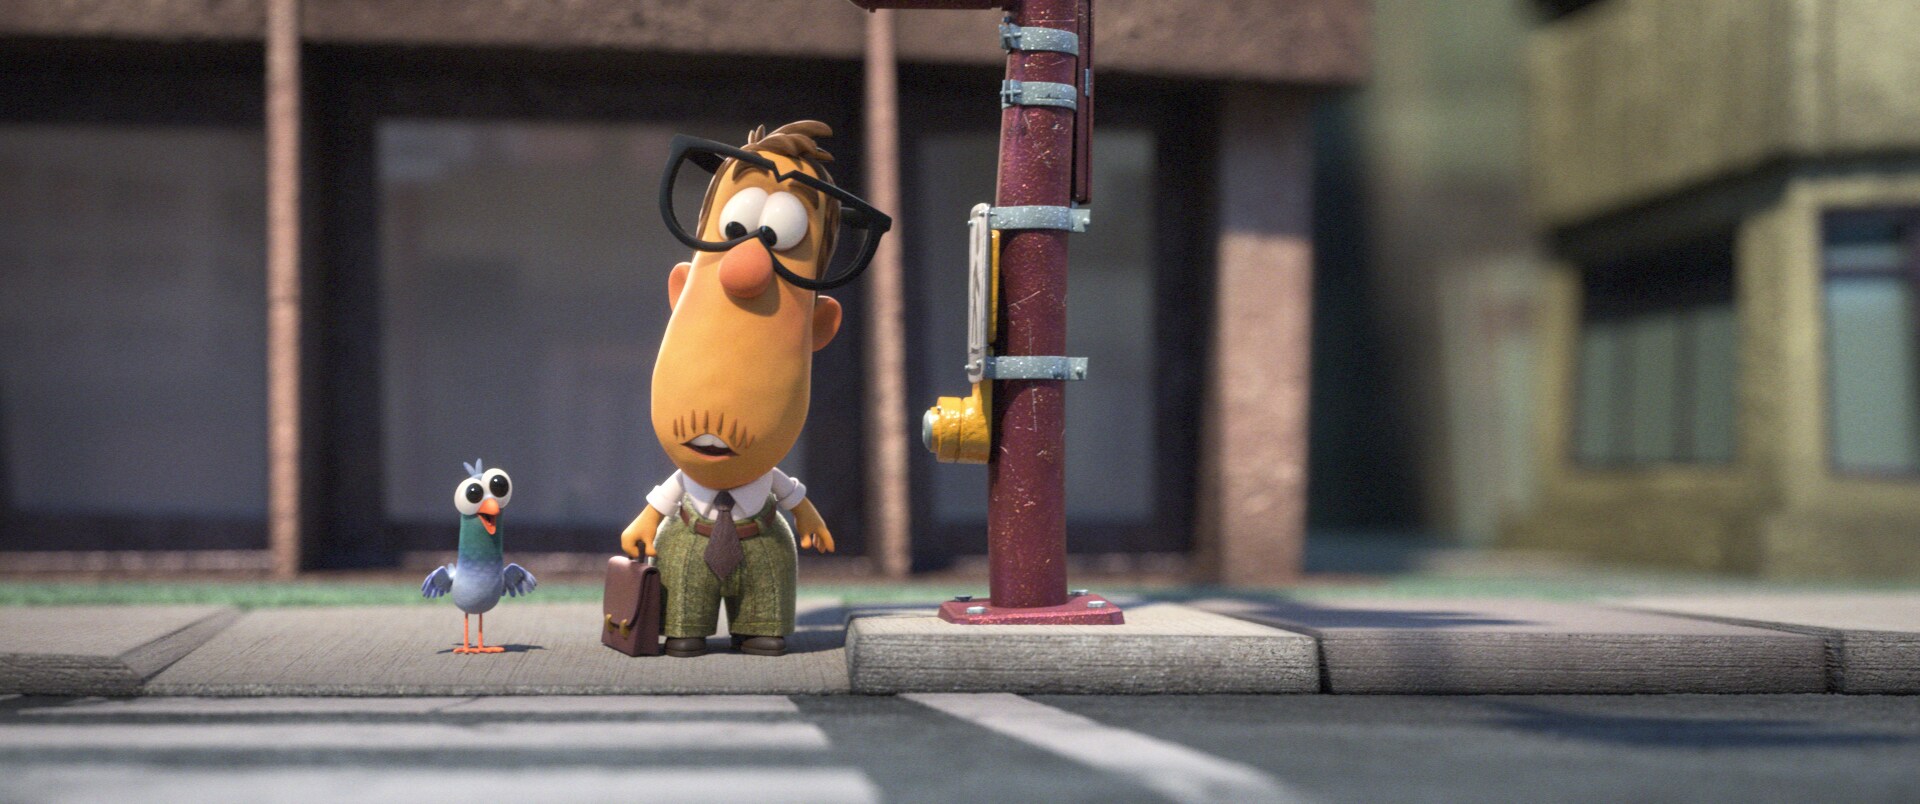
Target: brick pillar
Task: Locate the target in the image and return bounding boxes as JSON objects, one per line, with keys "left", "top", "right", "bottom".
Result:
{"left": 1195, "top": 87, "right": 1313, "bottom": 585}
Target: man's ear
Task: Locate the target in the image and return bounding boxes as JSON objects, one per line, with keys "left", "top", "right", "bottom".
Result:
{"left": 667, "top": 262, "right": 691, "bottom": 310}
{"left": 811, "top": 295, "right": 842, "bottom": 352}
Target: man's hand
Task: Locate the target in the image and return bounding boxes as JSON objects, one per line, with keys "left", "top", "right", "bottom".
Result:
{"left": 621, "top": 507, "right": 664, "bottom": 558}
{"left": 792, "top": 499, "right": 835, "bottom": 554}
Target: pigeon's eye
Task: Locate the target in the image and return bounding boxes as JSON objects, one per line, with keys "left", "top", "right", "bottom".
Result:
{"left": 483, "top": 468, "right": 513, "bottom": 508}
{"left": 454, "top": 480, "right": 483, "bottom": 516}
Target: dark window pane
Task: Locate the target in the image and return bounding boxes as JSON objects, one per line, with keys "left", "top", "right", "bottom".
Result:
{"left": 1825, "top": 278, "right": 1918, "bottom": 471}
{"left": 1824, "top": 211, "right": 1906, "bottom": 274}
{"left": 1820, "top": 209, "right": 1912, "bottom": 477}
{"left": 1823, "top": 210, "right": 1920, "bottom": 473}
{"left": 910, "top": 131, "right": 994, "bottom": 526}
{"left": 377, "top": 119, "right": 807, "bottom": 539}
{"left": 0, "top": 125, "right": 268, "bottom": 548}
{"left": 910, "top": 128, "right": 1159, "bottom": 530}
{"left": 1575, "top": 317, "right": 1623, "bottom": 463}
{"left": 1686, "top": 302, "right": 1738, "bottom": 462}
{"left": 1623, "top": 312, "right": 1681, "bottom": 462}
{"left": 1573, "top": 231, "right": 1737, "bottom": 467}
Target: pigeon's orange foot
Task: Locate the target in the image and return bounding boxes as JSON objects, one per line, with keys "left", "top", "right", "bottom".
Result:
{"left": 453, "top": 646, "right": 485, "bottom": 654}
{"left": 471, "top": 645, "right": 505, "bottom": 654}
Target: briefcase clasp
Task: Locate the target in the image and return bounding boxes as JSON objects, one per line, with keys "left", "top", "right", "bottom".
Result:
{"left": 605, "top": 613, "right": 634, "bottom": 636}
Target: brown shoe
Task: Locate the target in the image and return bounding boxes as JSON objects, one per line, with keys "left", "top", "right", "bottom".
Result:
{"left": 736, "top": 635, "right": 786, "bottom": 657}
{"left": 664, "top": 637, "right": 708, "bottom": 658}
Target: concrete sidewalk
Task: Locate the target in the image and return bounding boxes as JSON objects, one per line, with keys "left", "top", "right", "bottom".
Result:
{"left": 1, "top": 593, "right": 1915, "bottom": 696}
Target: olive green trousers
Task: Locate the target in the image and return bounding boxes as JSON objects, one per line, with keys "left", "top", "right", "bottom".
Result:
{"left": 655, "top": 498, "right": 797, "bottom": 639}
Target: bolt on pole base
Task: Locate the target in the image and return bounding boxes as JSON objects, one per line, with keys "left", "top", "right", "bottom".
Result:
{"left": 936, "top": 592, "right": 1124, "bottom": 625}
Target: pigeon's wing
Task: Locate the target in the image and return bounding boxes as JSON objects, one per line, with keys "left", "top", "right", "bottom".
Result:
{"left": 421, "top": 565, "right": 453, "bottom": 598}
{"left": 502, "top": 563, "right": 537, "bottom": 597}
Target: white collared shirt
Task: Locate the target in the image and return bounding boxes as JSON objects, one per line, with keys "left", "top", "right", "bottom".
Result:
{"left": 646, "top": 468, "right": 806, "bottom": 522}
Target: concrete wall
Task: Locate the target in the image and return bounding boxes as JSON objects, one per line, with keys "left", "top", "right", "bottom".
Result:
{"left": 1349, "top": 0, "right": 1539, "bottom": 543}
{"left": 1529, "top": 0, "right": 1806, "bottom": 227}
{"left": 1530, "top": 0, "right": 1920, "bottom": 228}
{"left": 1758, "top": 173, "right": 1920, "bottom": 578}
{"left": 0, "top": 0, "right": 1370, "bottom": 86}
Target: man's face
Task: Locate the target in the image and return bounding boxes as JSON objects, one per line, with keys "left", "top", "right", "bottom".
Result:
{"left": 649, "top": 152, "right": 841, "bottom": 490}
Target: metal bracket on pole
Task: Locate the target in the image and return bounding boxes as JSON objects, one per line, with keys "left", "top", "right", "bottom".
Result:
{"left": 999, "top": 22, "right": 1080, "bottom": 56}
{"left": 984, "top": 356, "right": 1088, "bottom": 381}
{"left": 988, "top": 204, "right": 1090, "bottom": 233}
{"left": 1000, "top": 79, "right": 1078, "bottom": 111}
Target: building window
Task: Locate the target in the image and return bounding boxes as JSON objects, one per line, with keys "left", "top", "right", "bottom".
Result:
{"left": 1822, "top": 209, "right": 1920, "bottom": 475}
{"left": 900, "top": 73, "right": 1210, "bottom": 567}
{"left": 377, "top": 120, "right": 716, "bottom": 552}
{"left": 1573, "top": 233, "right": 1738, "bottom": 466}
{"left": 0, "top": 124, "right": 268, "bottom": 550}
{"left": 911, "top": 129, "right": 1158, "bottom": 520}
{"left": 304, "top": 57, "right": 862, "bottom": 566}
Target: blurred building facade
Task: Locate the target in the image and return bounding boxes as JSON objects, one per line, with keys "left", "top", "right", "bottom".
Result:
{"left": 1509, "top": 0, "right": 1920, "bottom": 578}
{"left": 0, "top": 1, "right": 1366, "bottom": 578}
{"left": 1311, "top": 0, "right": 1539, "bottom": 547}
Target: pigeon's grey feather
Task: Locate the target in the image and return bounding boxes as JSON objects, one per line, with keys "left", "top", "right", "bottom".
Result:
{"left": 502, "top": 563, "right": 537, "bottom": 597}
{"left": 421, "top": 566, "right": 453, "bottom": 598}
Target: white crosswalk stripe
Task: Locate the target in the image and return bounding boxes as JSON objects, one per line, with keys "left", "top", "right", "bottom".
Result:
{"left": 907, "top": 692, "right": 1314, "bottom": 804}
{"left": 0, "top": 695, "right": 885, "bottom": 803}
{"left": 0, "top": 720, "right": 830, "bottom": 751}
{"left": 22, "top": 697, "right": 466, "bottom": 716}
{"left": 442, "top": 694, "right": 799, "bottom": 714}
{"left": 4, "top": 765, "right": 883, "bottom": 804}
{"left": 23, "top": 694, "right": 798, "bottom": 716}
{"left": 0, "top": 692, "right": 1313, "bottom": 803}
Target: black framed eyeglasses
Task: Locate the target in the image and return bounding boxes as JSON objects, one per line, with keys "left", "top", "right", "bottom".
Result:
{"left": 659, "top": 134, "right": 893, "bottom": 291}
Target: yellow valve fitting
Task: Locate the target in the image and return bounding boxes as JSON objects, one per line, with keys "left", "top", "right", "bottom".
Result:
{"left": 923, "top": 380, "right": 992, "bottom": 464}
{"left": 922, "top": 218, "right": 1000, "bottom": 464}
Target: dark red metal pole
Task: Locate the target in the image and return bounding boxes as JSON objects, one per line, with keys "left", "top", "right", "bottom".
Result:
{"left": 988, "top": 0, "right": 1077, "bottom": 611}
{"left": 851, "top": 0, "right": 1117, "bottom": 624}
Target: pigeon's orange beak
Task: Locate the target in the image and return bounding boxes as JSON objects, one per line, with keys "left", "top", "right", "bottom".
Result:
{"left": 478, "top": 498, "right": 500, "bottom": 535}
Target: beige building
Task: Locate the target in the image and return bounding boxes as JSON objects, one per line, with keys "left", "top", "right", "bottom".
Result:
{"left": 1509, "top": 0, "right": 1920, "bottom": 578}
{"left": 0, "top": 1, "right": 1366, "bottom": 582}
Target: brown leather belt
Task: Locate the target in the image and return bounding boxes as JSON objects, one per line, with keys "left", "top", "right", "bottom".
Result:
{"left": 679, "top": 507, "right": 771, "bottom": 539}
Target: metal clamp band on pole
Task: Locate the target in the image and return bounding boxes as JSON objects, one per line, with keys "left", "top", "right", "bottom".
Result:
{"left": 984, "top": 356, "right": 1088, "bottom": 381}
{"left": 1000, "top": 79, "right": 1078, "bottom": 111}
{"left": 988, "top": 204, "right": 1090, "bottom": 232}
{"left": 999, "top": 22, "right": 1080, "bottom": 56}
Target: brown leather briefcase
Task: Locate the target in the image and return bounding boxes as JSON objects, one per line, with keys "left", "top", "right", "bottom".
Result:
{"left": 602, "top": 555, "right": 664, "bottom": 656}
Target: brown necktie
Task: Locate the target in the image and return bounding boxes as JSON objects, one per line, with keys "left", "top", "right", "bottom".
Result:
{"left": 703, "top": 491, "right": 744, "bottom": 580}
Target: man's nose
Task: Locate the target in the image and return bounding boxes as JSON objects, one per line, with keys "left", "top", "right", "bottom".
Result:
{"left": 718, "top": 238, "right": 774, "bottom": 299}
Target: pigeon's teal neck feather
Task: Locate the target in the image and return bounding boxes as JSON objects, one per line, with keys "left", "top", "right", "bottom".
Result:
{"left": 457, "top": 515, "right": 502, "bottom": 563}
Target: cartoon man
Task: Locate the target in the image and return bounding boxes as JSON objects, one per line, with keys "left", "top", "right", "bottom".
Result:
{"left": 620, "top": 121, "right": 890, "bottom": 658}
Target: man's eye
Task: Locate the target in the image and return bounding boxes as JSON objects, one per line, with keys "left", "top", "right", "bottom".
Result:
{"left": 759, "top": 191, "right": 809, "bottom": 252}
{"left": 718, "top": 187, "right": 768, "bottom": 240}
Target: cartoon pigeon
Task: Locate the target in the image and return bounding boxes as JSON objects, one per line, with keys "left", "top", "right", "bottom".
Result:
{"left": 422, "top": 460, "right": 536, "bottom": 653}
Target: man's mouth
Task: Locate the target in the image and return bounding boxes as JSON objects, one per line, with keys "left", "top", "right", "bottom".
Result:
{"left": 683, "top": 433, "right": 737, "bottom": 458}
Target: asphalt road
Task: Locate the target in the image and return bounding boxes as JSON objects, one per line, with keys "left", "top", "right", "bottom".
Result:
{"left": 1, "top": 693, "right": 1916, "bottom": 803}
